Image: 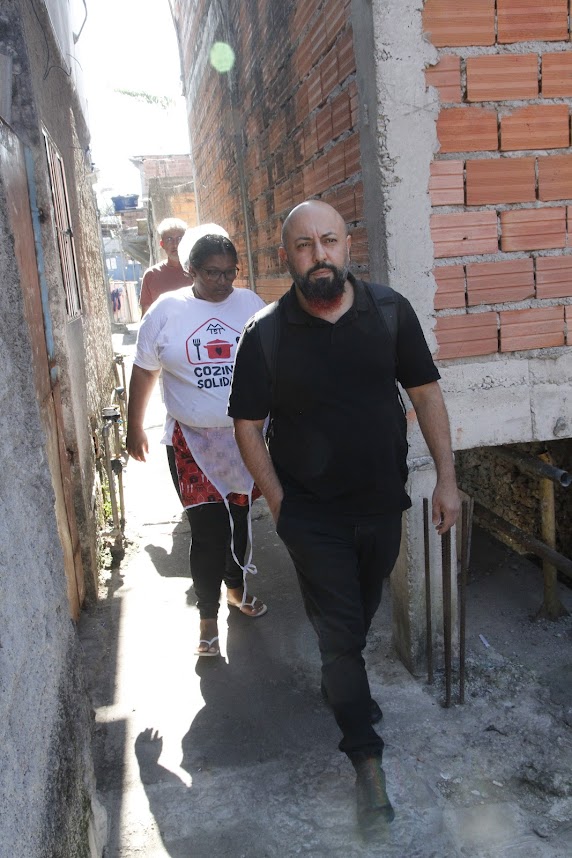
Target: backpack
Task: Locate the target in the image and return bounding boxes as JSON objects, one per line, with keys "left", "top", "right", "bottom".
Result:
{"left": 255, "top": 281, "right": 399, "bottom": 382}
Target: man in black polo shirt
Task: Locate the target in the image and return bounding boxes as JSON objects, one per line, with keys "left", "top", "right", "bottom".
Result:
{"left": 228, "top": 200, "right": 459, "bottom": 835}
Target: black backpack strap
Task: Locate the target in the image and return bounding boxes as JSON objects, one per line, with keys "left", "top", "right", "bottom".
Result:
{"left": 365, "top": 281, "right": 399, "bottom": 357}
{"left": 253, "top": 299, "right": 281, "bottom": 383}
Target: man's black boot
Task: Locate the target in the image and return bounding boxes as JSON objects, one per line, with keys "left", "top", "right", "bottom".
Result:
{"left": 354, "top": 756, "right": 395, "bottom": 834}
{"left": 320, "top": 682, "right": 383, "bottom": 725}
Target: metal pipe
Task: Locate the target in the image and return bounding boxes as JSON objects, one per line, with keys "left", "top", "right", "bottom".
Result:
{"left": 113, "top": 420, "right": 126, "bottom": 531}
{"left": 488, "top": 446, "right": 572, "bottom": 488}
{"left": 101, "top": 421, "right": 121, "bottom": 537}
{"left": 423, "top": 498, "right": 434, "bottom": 684}
{"left": 459, "top": 500, "right": 470, "bottom": 704}
{"left": 441, "top": 528, "right": 452, "bottom": 708}
{"left": 473, "top": 502, "right": 572, "bottom": 582}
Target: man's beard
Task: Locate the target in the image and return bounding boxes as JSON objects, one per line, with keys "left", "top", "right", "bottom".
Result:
{"left": 291, "top": 261, "right": 348, "bottom": 311}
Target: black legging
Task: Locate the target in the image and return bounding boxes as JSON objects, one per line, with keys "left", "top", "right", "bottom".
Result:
{"left": 185, "top": 502, "right": 249, "bottom": 619}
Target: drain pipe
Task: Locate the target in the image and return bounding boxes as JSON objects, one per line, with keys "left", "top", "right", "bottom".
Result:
{"left": 488, "top": 446, "right": 572, "bottom": 487}
{"left": 101, "top": 405, "right": 124, "bottom": 551}
{"left": 485, "top": 446, "right": 570, "bottom": 618}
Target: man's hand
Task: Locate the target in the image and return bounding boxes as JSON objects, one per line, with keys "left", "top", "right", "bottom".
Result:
{"left": 126, "top": 425, "right": 149, "bottom": 462}
{"left": 432, "top": 476, "right": 460, "bottom": 535}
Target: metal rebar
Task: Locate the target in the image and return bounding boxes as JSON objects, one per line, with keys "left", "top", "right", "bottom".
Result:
{"left": 441, "top": 528, "right": 452, "bottom": 708}
{"left": 488, "top": 446, "right": 572, "bottom": 488}
{"left": 473, "top": 502, "right": 572, "bottom": 582}
{"left": 459, "top": 500, "right": 470, "bottom": 704}
{"left": 423, "top": 498, "right": 434, "bottom": 684}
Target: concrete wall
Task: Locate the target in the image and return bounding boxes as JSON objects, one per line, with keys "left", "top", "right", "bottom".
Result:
{"left": 11, "top": 0, "right": 116, "bottom": 599}
{"left": 0, "top": 0, "right": 112, "bottom": 853}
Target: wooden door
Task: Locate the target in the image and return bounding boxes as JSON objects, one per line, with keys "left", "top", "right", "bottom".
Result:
{"left": 0, "top": 120, "right": 85, "bottom": 618}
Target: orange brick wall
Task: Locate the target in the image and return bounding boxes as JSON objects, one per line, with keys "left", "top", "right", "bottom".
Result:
{"left": 424, "top": 0, "right": 572, "bottom": 360}
{"left": 171, "top": 0, "right": 363, "bottom": 301}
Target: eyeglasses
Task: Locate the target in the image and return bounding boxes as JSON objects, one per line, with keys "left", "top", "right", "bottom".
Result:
{"left": 200, "top": 266, "right": 239, "bottom": 282}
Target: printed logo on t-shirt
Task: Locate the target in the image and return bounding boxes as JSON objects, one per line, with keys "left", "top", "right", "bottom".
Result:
{"left": 186, "top": 318, "right": 241, "bottom": 389}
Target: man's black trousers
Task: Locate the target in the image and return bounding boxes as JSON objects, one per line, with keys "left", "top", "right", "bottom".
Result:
{"left": 276, "top": 507, "right": 402, "bottom": 760}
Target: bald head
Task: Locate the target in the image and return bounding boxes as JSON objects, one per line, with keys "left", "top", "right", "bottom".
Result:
{"left": 281, "top": 200, "right": 347, "bottom": 246}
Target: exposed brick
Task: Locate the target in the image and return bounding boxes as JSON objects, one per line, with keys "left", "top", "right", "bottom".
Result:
{"left": 293, "top": 2, "right": 315, "bottom": 39}
{"left": 567, "top": 306, "right": 572, "bottom": 345}
{"left": 303, "top": 162, "right": 316, "bottom": 197}
{"left": 337, "top": 27, "right": 356, "bottom": 81}
{"left": 435, "top": 312, "right": 499, "bottom": 358}
{"left": 542, "top": 53, "right": 572, "bottom": 98}
{"left": 256, "top": 276, "right": 292, "bottom": 303}
{"left": 466, "top": 258, "right": 535, "bottom": 305}
{"left": 316, "top": 104, "right": 333, "bottom": 150}
{"left": 307, "top": 68, "right": 323, "bottom": 112}
{"left": 536, "top": 256, "right": 572, "bottom": 299}
{"left": 295, "top": 31, "right": 313, "bottom": 80}
{"left": 497, "top": 0, "right": 569, "bottom": 44}
{"left": 429, "top": 160, "right": 465, "bottom": 206}
{"left": 538, "top": 155, "right": 572, "bottom": 202}
{"left": 354, "top": 181, "right": 364, "bottom": 219}
{"left": 324, "top": 183, "right": 357, "bottom": 222}
{"left": 292, "top": 170, "right": 304, "bottom": 204}
{"left": 422, "top": 0, "right": 495, "bottom": 47}
{"left": 465, "top": 157, "right": 536, "bottom": 205}
{"left": 325, "top": 0, "right": 348, "bottom": 48}
{"left": 331, "top": 91, "right": 352, "bottom": 139}
{"left": 433, "top": 265, "right": 466, "bottom": 309}
{"left": 425, "top": 55, "right": 462, "bottom": 103}
{"left": 328, "top": 141, "right": 346, "bottom": 185}
{"left": 321, "top": 48, "right": 339, "bottom": 99}
{"left": 500, "top": 105, "right": 570, "bottom": 151}
{"left": 466, "top": 55, "right": 538, "bottom": 102}
{"left": 500, "top": 207, "right": 566, "bottom": 251}
{"left": 348, "top": 80, "right": 359, "bottom": 128}
{"left": 344, "top": 133, "right": 361, "bottom": 177}
{"left": 295, "top": 81, "right": 309, "bottom": 127}
{"left": 314, "top": 156, "right": 329, "bottom": 194}
{"left": 500, "top": 306, "right": 565, "bottom": 352}
{"left": 349, "top": 226, "right": 369, "bottom": 265}
{"left": 437, "top": 108, "right": 498, "bottom": 153}
{"left": 304, "top": 119, "right": 318, "bottom": 160}
{"left": 268, "top": 114, "right": 287, "bottom": 153}
{"left": 568, "top": 206, "right": 572, "bottom": 247}
{"left": 310, "top": 14, "right": 328, "bottom": 67}
{"left": 431, "top": 211, "right": 498, "bottom": 258}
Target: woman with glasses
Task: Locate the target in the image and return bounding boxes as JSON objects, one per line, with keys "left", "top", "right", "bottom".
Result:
{"left": 127, "top": 228, "right": 267, "bottom": 657}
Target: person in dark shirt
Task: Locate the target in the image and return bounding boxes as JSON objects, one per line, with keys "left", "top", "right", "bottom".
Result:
{"left": 228, "top": 200, "right": 459, "bottom": 836}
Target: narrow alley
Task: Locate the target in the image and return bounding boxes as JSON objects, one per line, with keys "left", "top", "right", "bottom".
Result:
{"left": 78, "top": 326, "right": 572, "bottom": 858}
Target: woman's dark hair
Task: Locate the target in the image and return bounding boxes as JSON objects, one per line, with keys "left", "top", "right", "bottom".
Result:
{"left": 189, "top": 234, "right": 238, "bottom": 269}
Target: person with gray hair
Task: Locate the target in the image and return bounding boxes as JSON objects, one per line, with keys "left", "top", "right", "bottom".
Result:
{"left": 139, "top": 217, "right": 192, "bottom": 317}
{"left": 127, "top": 229, "right": 268, "bottom": 658}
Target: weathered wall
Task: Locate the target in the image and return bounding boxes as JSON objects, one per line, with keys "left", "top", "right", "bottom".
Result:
{"left": 132, "top": 154, "right": 197, "bottom": 264}
{"left": 13, "top": 0, "right": 115, "bottom": 599}
{"left": 0, "top": 147, "right": 105, "bottom": 858}
{"left": 0, "top": 0, "right": 111, "bottom": 853}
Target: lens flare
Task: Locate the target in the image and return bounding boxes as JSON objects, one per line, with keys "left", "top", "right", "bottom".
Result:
{"left": 210, "top": 42, "right": 235, "bottom": 73}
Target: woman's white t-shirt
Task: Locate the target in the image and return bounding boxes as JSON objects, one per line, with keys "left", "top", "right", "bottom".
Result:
{"left": 134, "top": 286, "right": 265, "bottom": 429}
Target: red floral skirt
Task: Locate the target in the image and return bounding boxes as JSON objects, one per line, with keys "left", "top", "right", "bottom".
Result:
{"left": 171, "top": 421, "right": 260, "bottom": 508}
